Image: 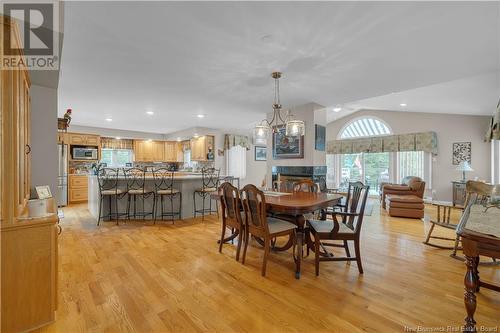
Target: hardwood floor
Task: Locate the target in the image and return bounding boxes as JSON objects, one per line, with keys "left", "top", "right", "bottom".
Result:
{"left": 37, "top": 203, "right": 499, "bottom": 333}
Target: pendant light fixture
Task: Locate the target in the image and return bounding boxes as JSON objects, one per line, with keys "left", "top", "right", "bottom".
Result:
{"left": 254, "top": 72, "right": 305, "bottom": 141}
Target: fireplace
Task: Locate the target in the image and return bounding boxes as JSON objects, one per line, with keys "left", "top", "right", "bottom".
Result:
{"left": 272, "top": 166, "right": 327, "bottom": 191}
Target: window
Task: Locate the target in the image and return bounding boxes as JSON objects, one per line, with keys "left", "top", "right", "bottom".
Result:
{"left": 340, "top": 117, "right": 391, "bottom": 139}
{"left": 397, "top": 151, "right": 425, "bottom": 181}
{"left": 226, "top": 145, "right": 246, "bottom": 179}
{"left": 100, "top": 149, "right": 134, "bottom": 167}
{"left": 327, "top": 117, "right": 431, "bottom": 195}
{"left": 492, "top": 140, "right": 500, "bottom": 184}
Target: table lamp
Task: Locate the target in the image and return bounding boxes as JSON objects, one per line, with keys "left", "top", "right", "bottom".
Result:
{"left": 455, "top": 161, "right": 473, "bottom": 182}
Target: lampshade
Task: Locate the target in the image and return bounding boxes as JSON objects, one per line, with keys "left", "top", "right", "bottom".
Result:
{"left": 455, "top": 161, "right": 474, "bottom": 172}
{"left": 253, "top": 124, "right": 269, "bottom": 141}
{"left": 285, "top": 119, "right": 305, "bottom": 137}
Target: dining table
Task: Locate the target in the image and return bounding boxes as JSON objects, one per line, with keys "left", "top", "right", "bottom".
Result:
{"left": 214, "top": 190, "right": 343, "bottom": 279}
{"left": 456, "top": 204, "right": 500, "bottom": 331}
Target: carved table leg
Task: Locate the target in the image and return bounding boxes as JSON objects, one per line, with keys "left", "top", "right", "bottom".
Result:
{"left": 295, "top": 215, "right": 305, "bottom": 279}
{"left": 474, "top": 255, "right": 480, "bottom": 292}
{"left": 464, "top": 254, "right": 478, "bottom": 332}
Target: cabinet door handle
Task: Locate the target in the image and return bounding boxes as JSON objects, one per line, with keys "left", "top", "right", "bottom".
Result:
{"left": 25, "top": 144, "right": 31, "bottom": 154}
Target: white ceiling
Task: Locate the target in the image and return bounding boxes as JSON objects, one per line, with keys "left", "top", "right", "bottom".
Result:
{"left": 327, "top": 71, "right": 500, "bottom": 122}
{"left": 58, "top": 1, "right": 500, "bottom": 134}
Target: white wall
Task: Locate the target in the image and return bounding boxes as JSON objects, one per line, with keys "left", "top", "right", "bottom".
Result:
{"left": 265, "top": 102, "right": 326, "bottom": 185}
{"left": 327, "top": 109, "right": 492, "bottom": 201}
{"left": 31, "top": 85, "right": 59, "bottom": 197}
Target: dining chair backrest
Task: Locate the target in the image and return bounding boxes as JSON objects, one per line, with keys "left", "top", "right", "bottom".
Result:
{"left": 317, "top": 176, "right": 327, "bottom": 193}
{"left": 124, "top": 167, "right": 146, "bottom": 192}
{"left": 272, "top": 180, "right": 294, "bottom": 193}
{"left": 219, "top": 182, "right": 243, "bottom": 224}
{"left": 202, "top": 167, "right": 220, "bottom": 189}
{"left": 293, "top": 179, "right": 319, "bottom": 193}
{"left": 153, "top": 168, "right": 175, "bottom": 191}
{"left": 220, "top": 175, "right": 238, "bottom": 187}
{"left": 97, "top": 167, "right": 121, "bottom": 193}
{"left": 343, "top": 181, "right": 370, "bottom": 232}
{"left": 241, "top": 184, "right": 268, "bottom": 234}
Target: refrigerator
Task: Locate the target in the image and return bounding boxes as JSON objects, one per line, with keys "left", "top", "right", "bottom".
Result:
{"left": 57, "top": 144, "right": 68, "bottom": 206}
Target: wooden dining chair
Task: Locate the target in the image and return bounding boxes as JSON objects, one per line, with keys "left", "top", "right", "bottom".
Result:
{"left": 293, "top": 179, "right": 319, "bottom": 193}
{"left": 240, "top": 184, "right": 297, "bottom": 276}
{"left": 218, "top": 182, "right": 245, "bottom": 261}
{"left": 308, "top": 181, "right": 370, "bottom": 275}
{"left": 292, "top": 179, "right": 321, "bottom": 221}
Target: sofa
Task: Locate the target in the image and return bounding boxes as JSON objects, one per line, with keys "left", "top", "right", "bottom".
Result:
{"left": 381, "top": 176, "right": 426, "bottom": 209}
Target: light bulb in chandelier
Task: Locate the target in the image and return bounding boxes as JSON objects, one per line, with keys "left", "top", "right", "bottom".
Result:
{"left": 285, "top": 119, "right": 305, "bottom": 136}
{"left": 254, "top": 123, "right": 270, "bottom": 141}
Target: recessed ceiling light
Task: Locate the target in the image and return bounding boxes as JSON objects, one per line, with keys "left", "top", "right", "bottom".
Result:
{"left": 333, "top": 106, "right": 342, "bottom": 112}
{"left": 116, "top": 137, "right": 121, "bottom": 140}
{"left": 105, "top": 118, "right": 113, "bottom": 122}
{"left": 146, "top": 111, "right": 154, "bottom": 115}
{"left": 193, "top": 133, "right": 199, "bottom": 138}
{"left": 197, "top": 114, "right": 205, "bottom": 118}
{"left": 400, "top": 103, "right": 407, "bottom": 107}
{"left": 261, "top": 34, "right": 274, "bottom": 43}
{"left": 177, "top": 137, "right": 182, "bottom": 142}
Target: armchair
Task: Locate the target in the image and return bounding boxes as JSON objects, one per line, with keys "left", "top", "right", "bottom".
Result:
{"left": 381, "top": 176, "right": 426, "bottom": 209}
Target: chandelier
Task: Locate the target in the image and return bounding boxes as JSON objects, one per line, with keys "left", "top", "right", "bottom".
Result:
{"left": 254, "top": 72, "right": 305, "bottom": 141}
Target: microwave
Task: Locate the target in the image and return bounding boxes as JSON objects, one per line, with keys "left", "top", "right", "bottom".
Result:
{"left": 72, "top": 147, "right": 98, "bottom": 160}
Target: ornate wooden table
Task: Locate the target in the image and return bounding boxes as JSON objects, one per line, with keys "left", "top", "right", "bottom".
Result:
{"left": 213, "top": 190, "right": 342, "bottom": 279}
{"left": 258, "top": 191, "right": 342, "bottom": 279}
{"left": 457, "top": 204, "right": 500, "bottom": 332}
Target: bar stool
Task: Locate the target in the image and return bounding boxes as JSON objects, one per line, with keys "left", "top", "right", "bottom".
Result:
{"left": 96, "top": 167, "right": 127, "bottom": 226}
{"left": 153, "top": 168, "right": 182, "bottom": 223}
{"left": 124, "top": 167, "right": 155, "bottom": 220}
{"left": 193, "top": 167, "right": 220, "bottom": 221}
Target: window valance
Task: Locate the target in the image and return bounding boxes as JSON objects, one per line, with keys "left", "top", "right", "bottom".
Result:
{"left": 224, "top": 134, "right": 250, "bottom": 150}
{"left": 327, "top": 131, "right": 438, "bottom": 155}
{"left": 101, "top": 137, "right": 134, "bottom": 150}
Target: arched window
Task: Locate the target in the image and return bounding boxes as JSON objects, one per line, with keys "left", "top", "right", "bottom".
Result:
{"left": 339, "top": 117, "right": 391, "bottom": 139}
{"left": 327, "top": 117, "right": 428, "bottom": 195}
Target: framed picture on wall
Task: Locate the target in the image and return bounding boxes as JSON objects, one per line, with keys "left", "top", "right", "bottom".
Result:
{"left": 255, "top": 146, "right": 267, "bottom": 161}
{"left": 35, "top": 185, "right": 53, "bottom": 199}
{"left": 315, "top": 124, "right": 326, "bottom": 151}
{"left": 272, "top": 126, "right": 304, "bottom": 159}
{"left": 452, "top": 142, "right": 471, "bottom": 165}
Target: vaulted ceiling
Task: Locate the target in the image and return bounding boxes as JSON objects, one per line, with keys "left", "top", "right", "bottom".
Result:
{"left": 58, "top": 1, "right": 500, "bottom": 133}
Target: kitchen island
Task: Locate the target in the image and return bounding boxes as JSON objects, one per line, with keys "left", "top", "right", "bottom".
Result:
{"left": 87, "top": 173, "right": 233, "bottom": 222}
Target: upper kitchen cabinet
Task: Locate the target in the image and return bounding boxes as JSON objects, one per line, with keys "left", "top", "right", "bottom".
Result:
{"left": 164, "top": 141, "right": 183, "bottom": 162}
{"left": 57, "top": 132, "right": 68, "bottom": 144}
{"left": 68, "top": 133, "right": 100, "bottom": 147}
{"left": 134, "top": 140, "right": 164, "bottom": 162}
{"left": 190, "top": 135, "right": 215, "bottom": 161}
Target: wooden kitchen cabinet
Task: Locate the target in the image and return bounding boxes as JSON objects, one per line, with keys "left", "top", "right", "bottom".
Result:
{"left": 164, "top": 141, "right": 183, "bottom": 162}
{"left": 69, "top": 175, "right": 88, "bottom": 203}
{"left": 68, "top": 133, "right": 100, "bottom": 146}
{"left": 134, "top": 140, "right": 164, "bottom": 162}
{"left": 57, "top": 132, "right": 68, "bottom": 144}
{"left": 190, "top": 135, "right": 215, "bottom": 161}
